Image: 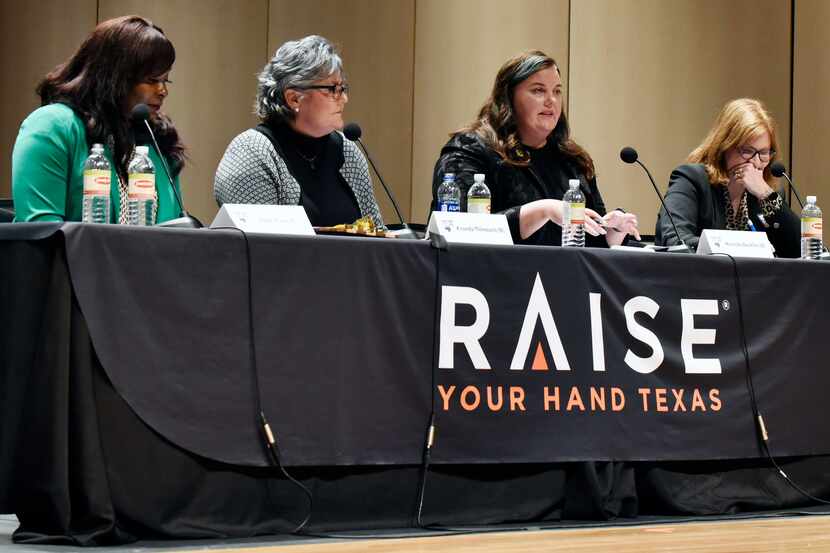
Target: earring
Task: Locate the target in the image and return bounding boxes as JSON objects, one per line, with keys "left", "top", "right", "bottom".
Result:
{"left": 294, "top": 107, "right": 299, "bottom": 113}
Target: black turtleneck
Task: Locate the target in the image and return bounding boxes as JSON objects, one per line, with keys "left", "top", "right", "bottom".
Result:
{"left": 268, "top": 120, "right": 361, "bottom": 226}
{"left": 527, "top": 139, "right": 569, "bottom": 200}
{"left": 524, "top": 138, "right": 609, "bottom": 247}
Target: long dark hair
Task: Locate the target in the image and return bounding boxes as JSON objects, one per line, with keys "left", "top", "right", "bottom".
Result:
{"left": 37, "top": 15, "right": 186, "bottom": 181}
{"left": 458, "top": 50, "right": 594, "bottom": 178}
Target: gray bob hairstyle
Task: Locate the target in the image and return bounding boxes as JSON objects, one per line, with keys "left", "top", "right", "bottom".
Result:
{"left": 255, "top": 35, "right": 343, "bottom": 122}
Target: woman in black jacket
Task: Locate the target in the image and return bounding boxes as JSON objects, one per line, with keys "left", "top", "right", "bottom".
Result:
{"left": 431, "top": 50, "right": 639, "bottom": 246}
{"left": 655, "top": 98, "right": 799, "bottom": 257}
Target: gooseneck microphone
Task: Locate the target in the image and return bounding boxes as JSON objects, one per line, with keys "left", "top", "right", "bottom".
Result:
{"left": 769, "top": 161, "right": 804, "bottom": 209}
{"left": 342, "top": 122, "right": 416, "bottom": 238}
{"left": 770, "top": 162, "right": 829, "bottom": 257}
{"left": 620, "top": 146, "right": 690, "bottom": 253}
{"left": 130, "top": 104, "right": 202, "bottom": 228}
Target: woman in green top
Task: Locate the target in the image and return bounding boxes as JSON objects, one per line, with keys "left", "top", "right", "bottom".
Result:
{"left": 11, "top": 15, "right": 186, "bottom": 223}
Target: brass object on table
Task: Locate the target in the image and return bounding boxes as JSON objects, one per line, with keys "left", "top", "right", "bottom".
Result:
{"left": 315, "top": 216, "right": 395, "bottom": 238}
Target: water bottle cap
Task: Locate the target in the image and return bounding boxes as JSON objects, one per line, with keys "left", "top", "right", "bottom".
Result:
{"left": 443, "top": 173, "right": 455, "bottom": 181}
{"left": 568, "top": 179, "right": 580, "bottom": 188}
{"left": 136, "top": 145, "right": 150, "bottom": 156}
{"left": 91, "top": 143, "right": 105, "bottom": 152}
{"left": 473, "top": 173, "right": 485, "bottom": 182}
{"left": 807, "top": 195, "right": 817, "bottom": 204}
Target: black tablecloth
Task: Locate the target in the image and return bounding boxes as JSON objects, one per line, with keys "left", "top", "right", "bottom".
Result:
{"left": 2, "top": 223, "right": 830, "bottom": 545}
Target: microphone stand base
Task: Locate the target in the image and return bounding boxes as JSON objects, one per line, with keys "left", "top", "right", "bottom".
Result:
{"left": 666, "top": 244, "right": 692, "bottom": 254}
{"left": 386, "top": 223, "right": 425, "bottom": 240}
{"left": 389, "top": 228, "right": 420, "bottom": 240}
{"left": 156, "top": 215, "right": 204, "bottom": 229}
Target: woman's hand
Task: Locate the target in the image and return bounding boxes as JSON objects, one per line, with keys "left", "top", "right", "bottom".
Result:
{"left": 583, "top": 208, "right": 608, "bottom": 237}
{"left": 519, "top": 199, "right": 606, "bottom": 240}
{"left": 600, "top": 210, "right": 640, "bottom": 246}
{"left": 730, "top": 162, "right": 773, "bottom": 200}
{"left": 546, "top": 201, "right": 606, "bottom": 236}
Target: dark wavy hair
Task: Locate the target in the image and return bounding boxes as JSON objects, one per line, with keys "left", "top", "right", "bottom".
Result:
{"left": 458, "top": 50, "right": 594, "bottom": 178}
{"left": 37, "top": 15, "right": 186, "bottom": 181}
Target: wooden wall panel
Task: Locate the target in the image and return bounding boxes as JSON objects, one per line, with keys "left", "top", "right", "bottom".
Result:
{"left": 0, "top": 1, "right": 96, "bottom": 199}
{"left": 99, "top": 0, "right": 267, "bottom": 223}
{"left": 0, "top": 0, "right": 801, "bottom": 230}
{"left": 268, "top": 0, "right": 416, "bottom": 223}
{"left": 411, "top": 0, "right": 570, "bottom": 223}
{"left": 793, "top": 0, "right": 830, "bottom": 204}
{"left": 569, "top": 0, "right": 792, "bottom": 234}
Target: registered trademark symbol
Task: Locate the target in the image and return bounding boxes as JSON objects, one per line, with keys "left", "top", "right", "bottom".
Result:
{"left": 721, "top": 300, "right": 730, "bottom": 311}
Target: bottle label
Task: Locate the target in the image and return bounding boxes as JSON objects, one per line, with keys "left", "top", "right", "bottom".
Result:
{"left": 128, "top": 173, "right": 156, "bottom": 200}
{"left": 440, "top": 201, "right": 461, "bottom": 213}
{"left": 801, "top": 217, "right": 822, "bottom": 239}
{"left": 565, "top": 202, "right": 585, "bottom": 224}
{"left": 83, "top": 169, "right": 111, "bottom": 195}
{"left": 467, "top": 198, "right": 491, "bottom": 214}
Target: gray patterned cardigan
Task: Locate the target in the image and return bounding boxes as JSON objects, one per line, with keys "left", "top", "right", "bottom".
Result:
{"left": 214, "top": 129, "right": 384, "bottom": 228}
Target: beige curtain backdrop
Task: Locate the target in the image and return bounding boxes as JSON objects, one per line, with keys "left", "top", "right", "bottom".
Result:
{"left": 569, "top": 0, "right": 791, "bottom": 233}
{"left": 793, "top": 0, "right": 830, "bottom": 203}
{"left": 0, "top": 0, "right": 825, "bottom": 229}
{"left": 0, "top": 0, "right": 96, "bottom": 207}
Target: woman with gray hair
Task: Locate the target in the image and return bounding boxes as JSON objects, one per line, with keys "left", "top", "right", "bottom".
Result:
{"left": 214, "top": 35, "right": 383, "bottom": 228}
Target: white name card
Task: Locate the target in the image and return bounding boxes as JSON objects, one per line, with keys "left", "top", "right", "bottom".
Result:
{"left": 697, "top": 229, "right": 775, "bottom": 258}
{"left": 427, "top": 211, "right": 513, "bottom": 246}
{"left": 210, "top": 204, "right": 315, "bottom": 236}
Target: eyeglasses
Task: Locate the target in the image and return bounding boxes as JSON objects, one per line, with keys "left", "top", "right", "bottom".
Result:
{"left": 738, "top": 145, "right": 775, "bottom": 162}
{"left": 144, "top": 77, "right": 172, "bottom": 88}
{"left": 301, "top": 83, "right": 350, "bottom": 100}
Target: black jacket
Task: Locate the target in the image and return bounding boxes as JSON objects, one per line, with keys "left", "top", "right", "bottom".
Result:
{"left": 655, "top": 163, "right": 800, "bottom": 258}
{"left": 430, "top": 132, "right": 610, "bottom": 247}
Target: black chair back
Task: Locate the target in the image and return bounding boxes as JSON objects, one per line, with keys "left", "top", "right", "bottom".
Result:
{"left": 0, "top": 198, "right": 14, "bottom": 222}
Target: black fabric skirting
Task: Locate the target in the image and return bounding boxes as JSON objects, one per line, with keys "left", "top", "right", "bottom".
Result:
{"left": 3, "top": 234, "right": 830, "bottom": 546}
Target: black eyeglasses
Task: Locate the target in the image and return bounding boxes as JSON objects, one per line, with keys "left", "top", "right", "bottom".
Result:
{"left": 301, "top": 83, "right": 349, "bottom": 100}
{"left": 738, "top": 146, "right": 775, "bottom": 162}
{"left": 145, "top": 77, "right": 172, "bottom": 88}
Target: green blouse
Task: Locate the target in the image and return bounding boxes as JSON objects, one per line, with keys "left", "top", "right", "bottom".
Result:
{"left": 12, "top": 103, "right": 182, "bottom": 223}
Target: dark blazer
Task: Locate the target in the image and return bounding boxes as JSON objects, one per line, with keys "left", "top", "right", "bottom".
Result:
{"left": 430, "top": 132, "right": 610, "bottom": 247}
{"left": 655, "top": 163, "right": 800, "bottom": 258}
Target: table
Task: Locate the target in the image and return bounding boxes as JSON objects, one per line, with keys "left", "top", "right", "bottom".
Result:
{"left": 2, "top": 223, "right": 830, "bottom": 545}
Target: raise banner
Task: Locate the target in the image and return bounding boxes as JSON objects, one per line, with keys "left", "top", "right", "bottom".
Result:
{"left": 431, "top": 244, "right": 830, "bottom": 463}
{"left": 35, "top": 224, "right": 830, "bottom": 467}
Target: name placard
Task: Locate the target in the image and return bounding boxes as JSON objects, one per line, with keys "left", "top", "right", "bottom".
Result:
{"left": 210, "top": 204, "right": 315, "bottom": 236}
{"left": 697, "top": 229, "right": 775, "bottom": 258}
{"left": 427, "top": 211, "right": 513, "bottom": 246}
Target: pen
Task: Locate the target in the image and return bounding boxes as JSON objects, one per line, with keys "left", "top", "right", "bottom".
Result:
{"left": 589, "top": 216, "right": 621, "bottom": 233}
{"left": 747, "top": 219, "right": 757, "bottom": 232}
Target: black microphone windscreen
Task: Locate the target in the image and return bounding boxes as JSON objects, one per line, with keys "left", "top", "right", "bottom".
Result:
{"left": 130, "top": 103, "right": 151, "bottom": 123}
{"left": 343, "top": 122, "right": 362, "bottom": 141}
{"left": 620, "top": 147, "right": 638, "bottom": 164}
{"left": 770, "top": 161, "right": 786, "bottom": 177}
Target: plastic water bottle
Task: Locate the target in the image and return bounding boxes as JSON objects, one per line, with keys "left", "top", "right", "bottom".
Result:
{"left": 466, "top": 173, "right": 491, "bottom": 214}
{"left": 82, "top": 144, "right": 111, "bottom": 224}
{"left": 437, "top": 173, "right": 461, "bottom": 212}
{"left": 127, "top": 146, "right": 156, "bottom": 226}
{"left": 801, "top": 195, "right": 823, "bottom": 259}
{"left": 562, "top": 179, "right": 586, "bottom": 247}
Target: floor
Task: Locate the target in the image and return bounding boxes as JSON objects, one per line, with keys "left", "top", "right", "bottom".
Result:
{"left": 4, "top": 512, "right": 830, "bottom": 552}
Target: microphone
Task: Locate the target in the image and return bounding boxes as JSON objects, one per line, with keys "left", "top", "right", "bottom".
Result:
{"left": 342, "top": 122, "right": 416, "bottom": 239}
{"left": 769, "top": 161, "right": 804, "bottom": 209}
{"left": 620, "top": 147, "right": 690, "bottom": 253}
{"left": 130, "top": 104, "right": 202, "bottom": 228}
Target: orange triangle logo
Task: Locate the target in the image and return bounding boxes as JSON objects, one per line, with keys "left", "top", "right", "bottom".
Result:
{"left": 531, "top": 342, "right": 549, "bottom": 371}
